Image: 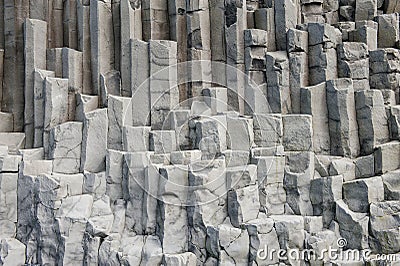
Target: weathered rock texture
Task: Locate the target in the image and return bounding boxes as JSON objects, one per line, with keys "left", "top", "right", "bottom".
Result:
{"left": 0, "top": 0, "right": 399, "bottom": 265}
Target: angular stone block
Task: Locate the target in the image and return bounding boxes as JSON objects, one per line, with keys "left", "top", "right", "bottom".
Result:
{"left": 284, "top": 152, "right": 314, "bottom": 216}
{"left": 326, "top": 78, "right": 360, "bottom": 158}
{"left": 355, "top": 90, "right": 389, "bottom": 155}
{"left": 282, "top": 115, "right": 313, "bottom": 152}
{"left": 374, "top": 141, "right": 400, "bottom": 174}
{"left": 48, "top": 122, "right": 83, "bottom": 174}
{"left": 300, "top": 83, "right": 330, "bottom": 154}
{"left": 81, "top": 109, "right": 108, "bottom": 173}
{"left": 336, "top": 200, "right": 369, "bottom": 249}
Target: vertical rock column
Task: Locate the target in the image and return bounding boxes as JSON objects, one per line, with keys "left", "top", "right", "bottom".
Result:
{"left": 33, "top": 69, "right": 55, "bottom": 148}
{"left": 244, "top": 29, "right": 269, "bottom": 115}
{"left": 326, "top": 78, "right": 360, "bottom": 158}
{"left": 337, "top": 42, "right": 369, "bottom": 91}
{"left": 300, "top": 82, "right": 331, "bottom": 154}
{"left": 254, "top": 5, "right": 276, "bottom": 51}
{"left": 43, "top": 77, "right": 69, "bottom": 157}
{"left": 210, "top": 0, "right": 226, "bottom": 87}
{"left": 266, "top": 51, "right": 291, "bottom": 114}
{"left": 3, "top": 0, "right": 29, "bottom": 131}
{"left": 48, "top": 0, "right": 63, "bottom": 48}
{"left": 63, "top": 0, "right": 78, "bottom": 49}
{"left": 24, "top": 19, "right": 47, "bottom": 148}
{"left": 90, "top": 0, "right": 115, "bottom": 95}
{"left": 274, "top": 0, "right": 300, "bottom": 50}
{"left": 225, "top": 0, "right": 247, "bottom": 113}
{"left": 62, "top": 47, "right": 83, "bottom": 121}
{"left": 120, "top": 0, "right": 142, "bottom": 96}
{"left": 158, "top": 166, "right": 189, "bottom": 254}
{"left": 149, "top": 40, "right": 179, "bottom": 130}
{"left": 169, "top": 0, "right": 187, "bottom": 102}
{"left": 300, "top": 0, "right": 324, "bottom": 24}
{"left": 141, "top": 0, "right": 169, "bottom": 41}
{"left": 130, "top": 39, "right": 150, "bottom": 126}
{"left": 308, "top": 23, "right": 340, "bottom": 86}
{"left": 370, "top": 48, "right": 400, "bottom": 103}
{"left": 186, "top": 0, "right": 212, "bottom": 99}
{"left": 355, "top": 90, "right": 389, "bottom": 155}
{"left": 77, "top": 0, "right": 93, "bottom": 94}
{"left": 287, "top": 28, "right": 309, "bottom": 113}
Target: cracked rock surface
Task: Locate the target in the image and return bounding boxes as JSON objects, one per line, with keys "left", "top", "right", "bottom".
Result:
{"left": 0, "top": 0, "right": 400, "bottom": 265}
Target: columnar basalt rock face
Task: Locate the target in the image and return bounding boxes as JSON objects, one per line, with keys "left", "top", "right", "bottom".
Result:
{"left": 0, "top": 0, "right": 399, "bottom": 265}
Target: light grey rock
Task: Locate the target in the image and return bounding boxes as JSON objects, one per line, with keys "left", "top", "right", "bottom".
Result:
{"left": 19, "top": 160, "right": 53, "bottom": 176}
{"left": 287, "top": 28, "right": 308, "bottom": 53}
{"left": 376, "top": 13, "right": 400, "bottom": 48}
{"left": 374, "top": 141, "right": 400, "bottom": 174}
{"left": 274, "top": 0, "right": 300, "bottom": 50}
{"left": 24, "top": 19, "right": 47, "bottom": 148}
{"left": 0, "top": 173, "right": 18, "bottom": 224}
{"left": 266, "top": 51, "right": 291, "bottom": 114}
{"left": 0, "top": 238, "right": 26, "bottom": 266}
{"left": 228, "top": 184, "right": 260, "bottom": 227}
{"left": 158, "top": 165, "right": 189, "bottom": 254}
{"left": 192, "top": 116, "right": 227, "bottom": 159}
{"left": 43, "top": 77, "right": 69, "bottom": 156}
{"left": 0, "top": 155, "right": 21, "bottom": 172}
{"left": 48, "top": 122, "right": 83, "bottom": 174}
{"left": 329, "top": 157, "right": 355, "bottom": 182}
{"left": 226, "top": 115, "right": 254, "bottom": 151}
{"left": 149, "top": 130, "right": 177, "bottom": 154}
{"left": 355, "top": 0, "right": 377, "bottom": 21}
{"left": 255, "top": 155, "right": 286, "bottom": 214}
{"left": 33, "top": 70, "right": 55, "bottom": 147}
{"left": 123, "top": 152, "right": 152, "bottom": 234}
{"left": 83, "top": 172, "right": 107, "bottom": 200}
{"left": 90, "top": 0, "right": 114, "bottom": 95}
{"left": 216, "top": 222, "right": 250, "bottom": 265}
{"left": 284, "top": 152, "right": 314, "bottom": 216}
{"left": 282, "top": 115, "right": 313, "bottom": 152}
{"left": 81, "top": 109, "right": 108, "bottom": 173}
{"left": 130, "top": 39, "right": 151, "bottom": 126}
{"left": 300, "top": 83, "right": 330, "bottom": 154}
{"left": 169, "top": 110, "right": 190, "bottom": 149}
{"left": 202, "top": 87, "right": 228, "bottom": 115}
{"left": 107, "top": 95, "right": 132, "bottom": 150}
{"left": 253, "top": 114, "right": 283, "bottom": 148}
{"left": 106, "top": 149, "right": 125, "bottom": 203}
{"left": 99, "top": 70, "right": 121, "bottom": 107}
{"left": 369, "top": 201, "right": 400, "bottom": 253}
{"left": 122, "top": 126, "right": 150, "bottom": 152}
{"left": 289, "top": 51, "right": 309, "bottom": 114}
{"left": 87, "top": 196, "right": 113, "bottom": 237}
{"left": 271, "top": 215, "right": 305, "bottom": 252}
{"left": 222, "top": 150, "right": 250, "bottom": 167}
{"left": 75, "top": 93, "right": 99, "bottom": 123}
{"left": 163, "top": 252, "right": 197, "bottom": 266}
{"left": 0, "top": 133, "right": 25, "bottom": 154}
{"left": 244, "top": 29, "right": 268, "bottom": 47}
{"left": 382, "top": 170, "right": 400, "bottom": 200}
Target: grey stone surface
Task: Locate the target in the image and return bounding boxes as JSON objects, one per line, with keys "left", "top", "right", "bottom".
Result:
{"left": 1, "top": 1, "right": 400, "bottom": 264}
